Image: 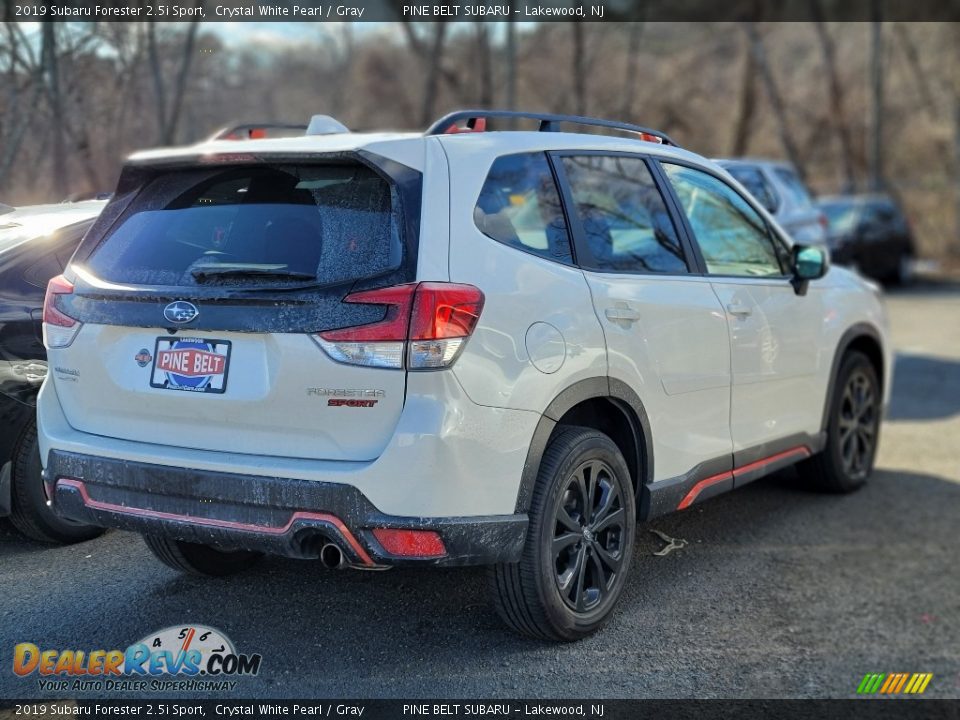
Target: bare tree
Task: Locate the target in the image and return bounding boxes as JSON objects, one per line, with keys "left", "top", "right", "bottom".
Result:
{"left": 572, "top": 24, "right": 586, "bottom": 116}
{"left": 41, "top": 21, "right": 68, "bottom": 199}
{"left": 742, "top": 22, "right": 806, "bottom": 179}
{"left": 401, "top": 22, "right": 460, "bottom": 126}
{"left": 0, "top": 23, "right": 46, "bottom": 186}
{"left": 422, "top": 24, "right": 447, "bottom": 123}
{"left": 954, "top": 96, "right": 960, "bottom": 253}
{"left": 320, "top": 22, "right": 355, "bottom": 117}
{"left": 474, "top": 23, "right": 493, "bottom": 108}
{"left": 620, "top": 22, "right": 645, "bottom": 120}
{"left": 810, "top": 2, "right": 856, "bottom": 192}
{"left": 893, "top": 24, "right": 940, "bottom": 121}
{"left": 950, "top": 23, "right": 960, "bottom": 253}
{"left": 148, "top": 20, "right": 201, "bottom": 145}
{"left": 505, "top": 23, "right": 517, "bottom": 112}
{"left": 730, "top": 30, "right": 757, "bottom": 156}
{"left": 868, "top": 5, "right": 885, "bottom": 191}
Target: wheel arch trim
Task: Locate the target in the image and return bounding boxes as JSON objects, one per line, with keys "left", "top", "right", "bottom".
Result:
{"left": 513, "top": 377, "right": 654, "bottom": 513}
{"left": 821, "top": 322, "right": 885, "bottom": 432}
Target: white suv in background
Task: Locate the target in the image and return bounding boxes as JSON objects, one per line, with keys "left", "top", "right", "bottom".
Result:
{"left": 37, "top": 111, "right": 890, "bottom": 640}
{"left": 715, "top": 158, "right": 829, "bottom": 247}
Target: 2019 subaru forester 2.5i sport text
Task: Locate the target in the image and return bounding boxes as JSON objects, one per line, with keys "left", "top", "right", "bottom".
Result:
{"left": 37, "top": 111, "right": 891, "bottom": 640}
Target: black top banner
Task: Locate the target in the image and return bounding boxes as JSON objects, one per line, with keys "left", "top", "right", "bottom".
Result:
{"left": 0, "top": 700, "right": 958, "bottom": 720}
{"left": 4, "top": 0, "right": 960, "bottom": 22}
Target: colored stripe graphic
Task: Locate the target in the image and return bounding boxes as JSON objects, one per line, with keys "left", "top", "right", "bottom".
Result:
{"left": 857, "top": 673, "right": 932, "bottom": 694}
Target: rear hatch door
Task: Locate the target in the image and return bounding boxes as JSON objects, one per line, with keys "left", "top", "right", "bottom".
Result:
{"left": 54, "top": 155, "right": 420, "bottom": 462}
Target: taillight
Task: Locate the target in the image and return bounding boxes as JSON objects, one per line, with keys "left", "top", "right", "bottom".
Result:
{"left": 42, "top": 274, "right": 82, "bottom": 349}
{"left": 408, "top": 282, "right": 484, "bottom": 369}
{"left": 314, "top": 284, "right": 416, "bottom": 369}
{"left": 314, "top": 282, "right": 484, "bottom": 370}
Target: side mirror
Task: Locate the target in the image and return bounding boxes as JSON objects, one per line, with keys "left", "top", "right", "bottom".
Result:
{"left": 791, "top": 245, "right": 828, "bottom": 295}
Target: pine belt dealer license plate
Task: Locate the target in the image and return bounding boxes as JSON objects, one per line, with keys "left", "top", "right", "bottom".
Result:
{"left": 150, "top": 337, "right": 231, "bottom": 394}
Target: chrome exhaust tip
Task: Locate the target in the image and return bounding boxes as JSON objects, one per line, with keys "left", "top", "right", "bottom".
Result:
{"left": 320, "top": 542, "right": 347, "bottom": 569}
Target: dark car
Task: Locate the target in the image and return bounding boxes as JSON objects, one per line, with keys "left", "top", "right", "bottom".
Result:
{"left": 0, "top": 203, "right": 105, "bottom": 543}
{"left": 817, "top": 194, "right": 916, "bottom": 284}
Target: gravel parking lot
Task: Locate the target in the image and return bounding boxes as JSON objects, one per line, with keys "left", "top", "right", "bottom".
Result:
{"left": 1, "top": 281, "right": 958, "bottom": 700}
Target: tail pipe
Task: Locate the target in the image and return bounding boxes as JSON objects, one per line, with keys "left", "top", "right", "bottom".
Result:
{"left": 320, "top": 542, "right": 348, "bottom": 570}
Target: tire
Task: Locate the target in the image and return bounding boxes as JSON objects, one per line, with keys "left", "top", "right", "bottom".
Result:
{"left": 799, "top": 350, "right": 881, "bottom": 493}
{"left": 143, "top": 535, "right": 262, "bottom": 576}
{"left": 8, "top": 422, "right": 105, "bottom": 544}
{"left": 882, "top": 253, "right": 913, "bottom": 286}
{"left": 894, "top": 253, "right": 914, "bottom": 286}
{"left": 489, "top": 426, "right": 636, "bottom": 641}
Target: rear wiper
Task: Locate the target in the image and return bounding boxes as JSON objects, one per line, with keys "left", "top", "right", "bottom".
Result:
{"left": 191, "top": 264, "right": 316, "bottom": 283}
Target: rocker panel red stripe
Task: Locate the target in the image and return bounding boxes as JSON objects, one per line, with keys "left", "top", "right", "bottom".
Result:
{"left": 677, "top": 446, "right": 811, "bottom": 510}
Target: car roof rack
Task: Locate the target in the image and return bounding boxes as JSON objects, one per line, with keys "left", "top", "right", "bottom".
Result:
{"left": 208, "top": 123, "right": 309, "bottom": 141}
{"left": 425, "top": 110, "right": 677, "bottom": 146}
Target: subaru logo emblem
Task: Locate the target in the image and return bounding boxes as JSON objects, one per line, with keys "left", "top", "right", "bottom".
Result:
{"left": 163, "top": 301, "right": 199, "bottom": 324}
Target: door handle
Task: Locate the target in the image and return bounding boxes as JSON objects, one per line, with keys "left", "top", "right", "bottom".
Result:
{"left": 726, "top": 303, "right": 752, "bottom": 318}
{"left": 605, "top": 306, "right": 641, "bottom": 325}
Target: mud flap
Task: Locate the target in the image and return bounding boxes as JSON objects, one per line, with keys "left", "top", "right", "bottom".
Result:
{"left": 0, "top": 460, "right": 11, "bottom": 517}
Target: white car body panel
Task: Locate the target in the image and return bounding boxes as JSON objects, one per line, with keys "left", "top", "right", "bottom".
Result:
{"left": 709, "top": 277, "right": 826, "bottom": 450}
{"left": 583, "top": 272, "right": 733, "bottom": 481}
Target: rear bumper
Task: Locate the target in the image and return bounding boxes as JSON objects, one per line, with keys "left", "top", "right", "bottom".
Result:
{"left": 46, "top": 449, "right": 527, "bottom": 567}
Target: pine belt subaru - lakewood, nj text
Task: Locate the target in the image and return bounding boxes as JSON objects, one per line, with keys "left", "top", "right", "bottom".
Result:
{"left": 37, "top": 111, "right": 891, "bottom": 640}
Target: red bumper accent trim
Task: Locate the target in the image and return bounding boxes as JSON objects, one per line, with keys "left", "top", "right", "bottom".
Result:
{"left": 56, "top": 478, "right": 374, "bottom": 566}
{"left": 676, "top": 446, "right": 812, "bottom": 511}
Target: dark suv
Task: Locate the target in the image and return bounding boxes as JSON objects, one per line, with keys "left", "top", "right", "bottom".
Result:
{"left": 817, "top": 194, "right": 916, "bottom": 284}
{"left": 1, "top": 203, "right": 105, "bottom": 543}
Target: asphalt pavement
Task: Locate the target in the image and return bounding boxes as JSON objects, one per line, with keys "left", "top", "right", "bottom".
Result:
{"left": 1, "top": 280, "right": 958, "bottom": 700}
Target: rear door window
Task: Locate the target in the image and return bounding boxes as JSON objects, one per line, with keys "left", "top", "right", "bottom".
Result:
{"left": 85, "top": 163, "right": 402, "bottom": 287}
{"left": 474, "top": 152, "right": 573, "bottom": 264}
{"left": 560, "top": 155, "right": 688, "bottom": 273}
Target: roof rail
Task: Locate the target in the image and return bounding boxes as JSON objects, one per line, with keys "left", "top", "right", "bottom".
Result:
{"left": 208, "top": 123, "right": 309, "bottom": 141}
{"left": 425, "top": 110, "right": 677, "bottom": 146}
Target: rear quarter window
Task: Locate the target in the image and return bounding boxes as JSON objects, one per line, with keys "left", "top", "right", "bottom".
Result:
{"left": 474, "top": 152, "right": 573, "bottom": 264}
{"left": 85, "top": 163, "right": 402, "bottom": 287}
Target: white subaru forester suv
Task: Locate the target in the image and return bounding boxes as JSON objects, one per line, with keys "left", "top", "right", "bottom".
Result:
{"left": 37, "top": 111, "right": 891, "bottom": 640}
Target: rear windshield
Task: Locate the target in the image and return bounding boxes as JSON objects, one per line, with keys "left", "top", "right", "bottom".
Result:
{"left": 819, "top": 201, "right": 858, "bottom": 232}
{"left": 85, "top": 163, "right": 402, "bottom": 287}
